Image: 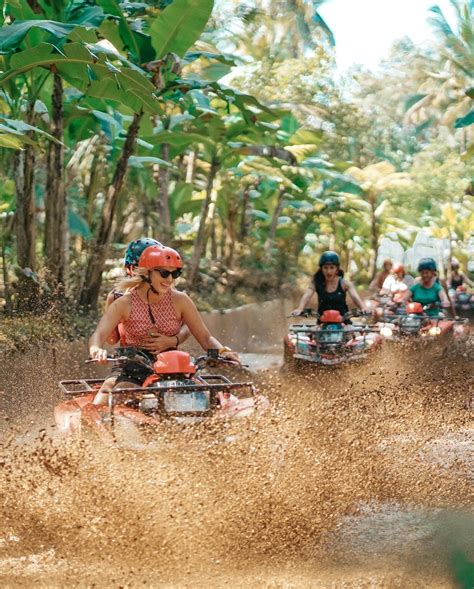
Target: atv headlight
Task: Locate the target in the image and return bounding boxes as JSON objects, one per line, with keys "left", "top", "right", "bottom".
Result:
{"left": 380, "top": 325, "right": 393, "bottom": 338}
{"left": 164, "top": 391, "right": 210, "bottom": 413}
{"left": 316, "top": 330, "right": 344, "bottom": 344}
{"left": 400, "top": 316, "right": 422, "bottom": 329}
{"left": 428, "top": 326, "right": 442, "bottom": 336}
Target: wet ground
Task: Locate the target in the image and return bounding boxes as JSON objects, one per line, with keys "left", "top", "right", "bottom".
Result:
{"left": 0, "top": 317, "right": 472, "bottom": 587}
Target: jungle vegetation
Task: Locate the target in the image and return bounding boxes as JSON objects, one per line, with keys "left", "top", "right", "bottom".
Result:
{"left": 0, "top": 0, "right": 472, "bottom": 313}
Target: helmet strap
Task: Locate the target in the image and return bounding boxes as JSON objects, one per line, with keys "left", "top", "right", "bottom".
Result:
{"left": 143, "top": 272, "right": 160, "bottom": 295}
{"left": 146, "top": 285, "right": 157, "bottom": 325}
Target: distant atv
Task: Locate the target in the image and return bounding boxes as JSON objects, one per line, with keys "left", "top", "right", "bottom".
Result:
{"left": 377, "top": 302, "right": 468, "bottom": 341}
{"left": 449, "top": 286, "right": 474, "bottom": 317}
{"left": 283, "top": 309, "right": 382, "bottom": 367}
{"left": 55, "top": 349, "right": 266, "bottom": 445}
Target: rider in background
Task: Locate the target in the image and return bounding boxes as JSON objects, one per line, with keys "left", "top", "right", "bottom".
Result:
{"left": 381, "top": 263, "right": 415, "bottom": 296}
{"left": 106, "top": 237, "right": 190, "bottom": 351}
{"left": 449, "top": 258, "right": 473, "bottom": 289}
{"left": 90, "top": 245, "right": 238, "bottom": 404}
{"left": 292, "top": 250, "right": 367, "bottom": 317}
{"left": 369, "top": 258, "right": 392, "bottom": 292}
{"left": 402, "top": 258, "right": 452, "bottom": 317}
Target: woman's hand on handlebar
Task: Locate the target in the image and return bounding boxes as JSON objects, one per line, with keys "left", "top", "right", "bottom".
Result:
{"left": 219, "top": 349, "right": 241, "bottom": 364}
{"left": 89, "top": 345, "right": 109, "bottom": 364}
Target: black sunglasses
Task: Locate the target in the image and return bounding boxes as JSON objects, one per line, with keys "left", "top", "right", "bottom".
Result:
{"left": 153, "top": 268, "right": 182, "bottom": 279}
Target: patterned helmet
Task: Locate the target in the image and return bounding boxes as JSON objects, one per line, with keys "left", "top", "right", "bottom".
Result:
{"left": 124, "top": 238, "right": 162, "bottom": 270}
{"left": 417, "top": 257, "right": 437, "bottom": 272}
{"left": 138, "top": 245, "right": 183, "bottom": 269}
{"left": 319, "top": 251, "right": 340, "bottom": 266}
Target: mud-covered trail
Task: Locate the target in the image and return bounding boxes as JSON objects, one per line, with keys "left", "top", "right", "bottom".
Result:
{"left": 0, "top": 303, "right": 472, "bottom": 588}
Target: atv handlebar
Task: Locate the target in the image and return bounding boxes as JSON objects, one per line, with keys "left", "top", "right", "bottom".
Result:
{"left": 87, "top": 352, "right": 247, "bottom": 369}
{"left": 289, "top": 308, "right": 372, "bottom": 320}
{"left": 196, "top": 351, "right": 248, "bottom": 368}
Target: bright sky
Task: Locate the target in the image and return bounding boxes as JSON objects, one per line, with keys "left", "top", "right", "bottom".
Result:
{"left": 318, "top": 0, "right": 456, "bottom": 71}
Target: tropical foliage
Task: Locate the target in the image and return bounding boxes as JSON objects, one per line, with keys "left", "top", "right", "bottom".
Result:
{"left": 0, "top": 0, "right": 472, "bottom": 313}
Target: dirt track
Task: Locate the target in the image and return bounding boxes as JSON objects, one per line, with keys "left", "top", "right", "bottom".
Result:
{"left": 0, "top": 314, "right": 472, "bottom": 587}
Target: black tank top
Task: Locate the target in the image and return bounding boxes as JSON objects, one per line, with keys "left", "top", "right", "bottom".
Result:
{"left": 315, "top": 277, "right": 349, "bottom": 316}
{"left": 450, "top": 274, "right": 463, "bottom": 289}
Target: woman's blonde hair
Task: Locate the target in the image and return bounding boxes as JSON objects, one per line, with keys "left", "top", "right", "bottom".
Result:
{"left": 116, "top": 267, "right": 148, "bottom": 292}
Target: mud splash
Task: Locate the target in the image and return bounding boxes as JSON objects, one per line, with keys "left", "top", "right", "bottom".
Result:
{"left": 0, "top": 336, "right": 473, "bottom": 587}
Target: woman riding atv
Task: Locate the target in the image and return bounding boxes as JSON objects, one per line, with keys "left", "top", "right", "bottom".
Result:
{"left": 381, "top": 263, "right": 414, "bottom": 296}
{"left": 292, "top": 251, "right": 367, "bottom": 318}
{"left": 449, "top": 258, "right": 473, "bottom": 290}
{"left": 106, "top": 237, "right": 190, "bottom": 351}
{"left": 401, "top": 257, "right": 452, "bottom": 316}
{"left": 89, "top": 244, "right": 238, "bottom": 404}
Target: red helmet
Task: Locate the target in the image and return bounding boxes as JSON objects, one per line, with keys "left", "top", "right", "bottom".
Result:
{"left": 393, "top": 263, "right": 405, "bottom": 275}
{"left": 320, "top": 310, "right": 343, "bottom": 323}
{"left": 153, "top": 351, "right": 196, "bottom": 374}
{"left": 138, "top": 245, "right": 183, "bottom": 269}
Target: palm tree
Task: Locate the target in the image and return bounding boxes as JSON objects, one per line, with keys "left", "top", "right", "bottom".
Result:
{"left": 406, "top": 0, "right": 473, "bottom": 145}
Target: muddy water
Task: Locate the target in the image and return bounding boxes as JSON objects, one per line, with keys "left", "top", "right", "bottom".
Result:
{"left": 0, "top": 301, "right": 472, "bottom": 588}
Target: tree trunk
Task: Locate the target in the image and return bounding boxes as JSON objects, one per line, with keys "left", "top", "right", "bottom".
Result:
{"left": 85, "top": 144, "right": 102, "bottom": 227}
{"left": 185, "top": 150, "right": 196, "bottom": 184}
{"left": 225, "top": 197, "right": 239, "bottom": 268}
{"left": 238, "top": 184, "right": 251, "bottom": 241}
{"left": 369, "top": 194, "right": 379, "bottom": 280}
{"left": 210, "top": 217, "right": 218, "bottom": 261}
{"left": 1, "top": 215, "right": 13, "bottom": 313}
{"left": 153, "top": 142, "right": 172, "bottom": 241}
{"left": 14, "top": 150, "right": 36, "bottom": 270}
{"left": 264, "top": 188, "right": 285, "bottom": 253}
{"left": 79, "top": 111, "right": 143, "bottom": 309}
{"left": 187, "top": 159, "right": 219, "bottom": 287}
{"left": 44, "top": 73, "right": 66, "bottom": 292}
{"left": 13, "top": 101, "right": 38, "bottom": 312}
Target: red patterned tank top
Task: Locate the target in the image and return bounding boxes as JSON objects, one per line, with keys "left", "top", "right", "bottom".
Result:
{"left": 122, "top": 288, "right": 182, "bottom": 346}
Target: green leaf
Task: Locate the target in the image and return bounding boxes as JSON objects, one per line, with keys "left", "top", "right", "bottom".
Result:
{"left": 5, "top": 0, "right": 37, "bottom": 21}
{"left": 2, "top": 42, "right": 160, "bottom": 114}
{"left": 184, "top": 50, "right": 237, "bottom": 67}
{"left": 312, "top": 12, "right": 335, "bottom": 47}
{"left": 128, "top": 155, "right": 174, "bottom": 168}
{"left": 0, "top": 133, "right": 27, "bottom": 148}
{"left": 69, "top": 6, "right": 105, "bottom": 28}
{"left": 281, "top": 114, "right": 300, "bottom": 136}
{"left": 169, "top": 181, "right": 199, "bottom": 221}
{"left": 252, "top": 210, "right": 271, "bottom": 222}
{"left": 143, "top": 130, "right": 213, "bottom": 149}
{"left": 96, "top": 0, "right": 142, "bottom": 62}
{"left": 68, "top": 210, "right": 91, "bottom": 238}
{"left": 404, "top": 93, "right": 428, "bottom": 111}
{"left": 0, "top": 116, "right": 60, "bottom": 143}
{"left": 289, "top": 128, "right": 322, "bottom": 145}
{"left": 454, "top": 110, "right": 474, "bottom": 128}
{"left": 0, "top": 20, "right": 76, "bottom": 53}
{"left": 91, "top": 109, "right": 123, "bottom": 140}
{"left": 150, "top": 0, "right": 214, "bottom": 59}
{"left": 198, "top": 62, "right": 231, "bottom": 82}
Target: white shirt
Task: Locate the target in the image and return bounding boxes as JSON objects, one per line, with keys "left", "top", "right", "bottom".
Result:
{"left": 382, "top": 274, "right": 414, "bottom": 293}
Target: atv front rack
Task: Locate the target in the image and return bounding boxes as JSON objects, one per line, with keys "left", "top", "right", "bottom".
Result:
{"left": 59, "top": 375, "right": 255, "bottom": 396}
{"left": 60, "top": 376, "right": 256, "bottom": 419}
